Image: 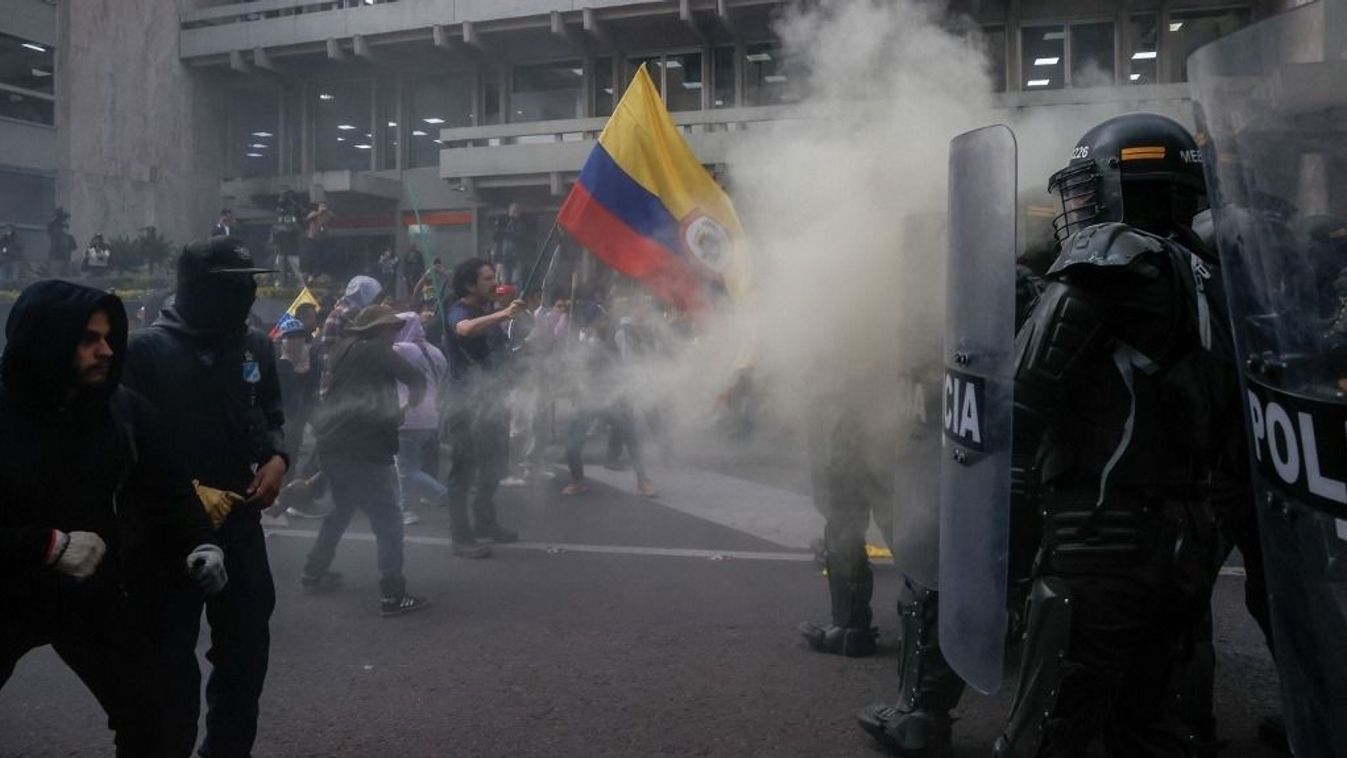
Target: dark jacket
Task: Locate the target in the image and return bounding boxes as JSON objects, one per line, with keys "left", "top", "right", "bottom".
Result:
{"left": 123, "top": 309, "right": 287, "bottom": 530}
{"left": 314, "top": 337, "right": 425, "bottom": 464}
{"left": 0, "top": 281, "right": 215, "bottom": 602}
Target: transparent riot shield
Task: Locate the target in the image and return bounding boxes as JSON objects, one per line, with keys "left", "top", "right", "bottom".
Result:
{"left": 890, "top": 213, "right": 948, "bottom": 591}
{"left": 1190, "top": 5, "right": 1347, "bottom": 755}
{"left": 938, "top": 125, "right": 1017, "bottom": 694}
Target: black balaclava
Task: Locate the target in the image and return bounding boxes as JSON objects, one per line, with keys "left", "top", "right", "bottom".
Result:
{"left": 172, "top": 238, "right": 261, "bottom": 339}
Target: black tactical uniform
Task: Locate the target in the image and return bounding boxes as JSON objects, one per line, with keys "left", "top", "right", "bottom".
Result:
{"left": 994, "top": 114, "right": 1241, "bottom": 758}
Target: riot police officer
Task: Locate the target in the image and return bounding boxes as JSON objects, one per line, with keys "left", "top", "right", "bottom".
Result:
{"left": 993, "top": 113, "right": 1241, "bottom": 757}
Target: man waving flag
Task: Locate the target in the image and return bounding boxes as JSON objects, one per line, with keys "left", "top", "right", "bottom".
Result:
{"left": 558, "top": 65, "right": 749, "bottom": 311}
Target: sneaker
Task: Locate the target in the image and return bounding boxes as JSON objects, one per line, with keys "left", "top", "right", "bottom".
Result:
{"left": 561, "top": 481, "right": 590, "bottom": 496}
{"left": 475, "top": 524, "right": 519, "bottom": 544}
{"left": 402, "top": 510, "right": 420, "bottom": 526}
{"left": 637, "top": 478, "right": 658, "bottom": 498}
{"left": 300, "top": 571, "right": 344, "bottom": 594}
{"left": 450, "top": 540, "right": 493, "bottom": 559}
{"left": 499, "top": 476, "right": 528, "bottom": 487}
{"left": 380, "top": 593, "right": 429, "bottom": 617}
{"left": 286, "top": 504, "right": 334, "bottom": 519}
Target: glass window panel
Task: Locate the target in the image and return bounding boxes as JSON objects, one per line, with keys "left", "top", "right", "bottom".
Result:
{"left": 0, "top": 89, "right": 53, "bottom": 125}
{"left": 314, "top": 79, "right": 373, "bottom": 172}
{"left": 743, "top": 43, "right": 796, "bottom": 106}
{"left": 0, "top": 169, "right": 55, "bottom": 227}
{"left": 482, "top": 73, "right": 500, "bottom": 126}
{"left": 409, "top": 73, "right": 473, "bottom": 168}
{"left": 627, "top": 56, "right": 662, "bottom": 95}
{"left": 284, "top": 88, "right": 302, "bottom": 174}
{"left": 664, "top": 53, "right": 703, "bottom": 112}
{"left": 593, "top": 57, "right": 614, "bottom": 117}
{"left": 1070, "top": 22, "right": 1115, "bottom": 87}
{"left": 0, "top": 32, "right": 55, "bottom": 96}
{"left": 1126, "top": 14, "right": 1159, "bottom": 85}
{"left": 1021, "top": 25, "right": 1064, "bottom": 91}
{"left": 378, "top": 78, "right": 398, "bottom": 170}
{"left": 1167, "top": 8, "right": 1251, "bottom": 83}
{"left": 712, "top": 46, "right": 735, "bottom": 108}
{"left": 983, "top": 27, "right": 1007, "bottom": 93}
{"left": 230, "top": 86, "right": 279, "bottom": 178}
{"left": 511, "top": 61, "right": 584, "bottom": 122}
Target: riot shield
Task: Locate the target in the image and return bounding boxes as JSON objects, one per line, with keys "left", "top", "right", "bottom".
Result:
{"left": 1190, "top": 5, "right": 1347, "bottom": 755}
{"left": 937, "top": 125, "right": 1017, "bottom": 694}
{"left": 890, "top": 213, "right": 948, "bottom": 590}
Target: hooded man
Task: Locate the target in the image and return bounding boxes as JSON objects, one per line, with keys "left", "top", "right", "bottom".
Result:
{"left": 304, "top": 305, "right": 428, "bottom": 615}
{"left": 0, "top": 280, "right": 226, "bottom": 756}
{"left": 122, "top": 237, "right": 287, "bottom": 758}
{"left": 320, "top": 275, "right": 383, "bottom": 388}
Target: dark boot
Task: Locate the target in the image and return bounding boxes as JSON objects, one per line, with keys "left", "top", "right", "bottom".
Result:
{"left": 797, "top": 622, "right": 877, "bottom": 657}
{"left": 858, "top": 703, "right": 953, "bottom": 756}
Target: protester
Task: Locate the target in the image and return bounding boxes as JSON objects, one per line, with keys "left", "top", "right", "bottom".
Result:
{"left": 442, "top": 258, "right": 525, "bottom": 557}
{"left": 0, "top": 280, "right": 226, "bottom": 756}
{"left": 83, "top": 233, "right": 112, "bottom": 276}
{"left": 272, "top": 190, "right": 305, "bottom": 285}
{"left": 46, "top": 208, "right": 76, "bottom": 278}
{"left": 305, "top": 305, "right": 428, "bottom": 616}
{"left": 211, "top": 209, "right": 237, "bottom": 239}
{"left": 402, "top": 245, "right": 426, "bottom": 296}
{"left": 122, "top": 237, "right": 287, "bottom": 758}
{"left": 304, "top": 201, "right": 334, "bottom": 276}
{"left": 321, "top": 274, "right": 383, "bottom": 389}
{"left": 276, "top": 314, "right": 320, "bottom": 473}
{"left": 0, "top": 223, "right": 23, "bottom": 283}
{"left": 377, "top": 247, "right": 398, "bottom": 295}
{"left": 393, "top": 310, "right": 449, "bottom": 526}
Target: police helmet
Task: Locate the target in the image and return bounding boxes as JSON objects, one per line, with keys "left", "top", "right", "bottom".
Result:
{"left": 1047, "top": 113, "right": 1207, "bottom": 243}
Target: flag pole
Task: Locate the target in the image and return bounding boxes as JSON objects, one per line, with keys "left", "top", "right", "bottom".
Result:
{"left": 518, "top": 221, "right": 561, "bottom": 297}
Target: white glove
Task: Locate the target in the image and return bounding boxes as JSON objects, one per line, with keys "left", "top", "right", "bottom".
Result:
{"left": 185, "top": 544, "right": 228, "bottom": 595}
{"left": 49, "top": 531, "right": 106, "bottom": 581}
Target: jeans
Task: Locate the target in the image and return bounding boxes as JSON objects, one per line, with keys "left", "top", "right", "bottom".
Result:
{"left": 566, "top": 403, "right": 647, "bottom": 482}
{"left": 304, "top": 457, "right": 406, "bottom": 597}
{"left": 397, "top": 428, "right": 448, "bottom": 509}
{"left": 446, "top": 406, "right": 508, "bottom": 542}
{"left": 149, "top": 517, "right": 276, "bottom": 758}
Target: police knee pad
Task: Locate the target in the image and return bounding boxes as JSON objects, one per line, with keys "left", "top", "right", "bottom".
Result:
{"left": 994, "top": 576, "right": 1073, "bottom": 758}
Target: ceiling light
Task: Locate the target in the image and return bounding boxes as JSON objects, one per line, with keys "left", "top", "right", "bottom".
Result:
{"left": 745, "top": 52, "right": 772, "bottom": 63}
{"left": 1026, "top": 79, "right": 1050, "bottom": 87}
{"left": 713, "top": 99, "right": 724, "bottom": 106}
{"left": 337, "top": 137, "right": 346, "bottom": 142}
{"left": 412, "top": 130, "right": 427, "bottom": 136}
{"left": 1130, "top": 73, "right": 1142, "bottom": 81}
{"left": 319, "top": 93, "right": 335, "bottom": 100}
{"left": 569, "top": 68, "right": 583, "bottom": 76}
{"left": 663, "top": 60, "right": 682, "bottom": 69}
{"left": 252, "top": 131, "right": 273, "bottom": 137}
{"left": 681, "top": 81, "right": 703, "bottom": 90}
{"left": 764, "top": 75, "right": 788, "bottom": 83}
{"left": 337, "top": 124, "right": 357, "bottom": 130}
{"left": 423, "top": 117, "right": 445, "bottom": 124}
{"left": 1043, "top": 31, "right": 1065, "bottom": 41}
{"left": 515, "top": 109, "right": 524, "bottom": 115}
{"left": 1033, "top": 57, "right": 1059, "bottom": 66}
{"left": 433, "top": 139, "right": 445, "bottom": 145}
{"left": 245, "top": 152, "right": 264, "bottom": 158}
{"left": 1132, "top": 51, "right": 1157, "bottom": 60}
{"left": 354, "top": 144, "right": 372, "bottom": 150}
{"left": 30, "top": 68, "right": 50, "bottom": 77}
{"left": 249, "top": 143, "right": 268, "bottom": 149}
{"left": 1169, "top": 22, "right": 1184, "bottom": 32}
{"left": 602, "top": 87, "right": 613, "bottom": 95}
{"left": 387, "top": 121, "right": 397, "bottom": 127}
{"left": 21, "top": 43, "right": 46, "bottom": 53}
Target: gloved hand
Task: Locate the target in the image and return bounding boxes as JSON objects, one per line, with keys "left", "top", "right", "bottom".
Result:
{"left": 48, "top": 530, "right": 106, "bottom": 581}
{"left": 185, "top": 544, "right": 228, "bottom": 594}
{"left": 193, "top": 480, "right": 245, "bottom": 529}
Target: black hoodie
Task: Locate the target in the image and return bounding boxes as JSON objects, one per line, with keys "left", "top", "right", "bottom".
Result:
{"left": 0, "top": 280, "right": 215, "bottom": 602}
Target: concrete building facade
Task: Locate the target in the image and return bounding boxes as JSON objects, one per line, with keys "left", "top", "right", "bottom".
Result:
{"left": 0, "top": 0, "right": 1314, "bottom": 273}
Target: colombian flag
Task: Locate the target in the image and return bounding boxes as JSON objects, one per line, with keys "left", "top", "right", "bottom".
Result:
{"left": 267, "top": 286, "right": 322, "bottom": 340}
{"left": 558, "top": 65, "right": 749, "bottom": 311}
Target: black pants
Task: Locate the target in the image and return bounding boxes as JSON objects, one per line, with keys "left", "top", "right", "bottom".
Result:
{"left": 446, "top": 406, "right": 508, "bottom": 542}
{"left": 151, "top": 518, "right": 275, "bottom": 758}
{"left": 2, "top": 589, "right": 161, "bottom": 756}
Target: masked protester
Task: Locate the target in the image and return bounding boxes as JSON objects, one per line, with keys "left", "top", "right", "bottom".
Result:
{"left": 122, "top": 237, "right": 287, "bottom": 758}
{"left": 0, "top": 280, "right": 225, "bottom": 756}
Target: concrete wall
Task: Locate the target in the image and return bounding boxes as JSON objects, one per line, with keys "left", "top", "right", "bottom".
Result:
{"left": 58, "top": 0, "right": 229, "bottom": 249}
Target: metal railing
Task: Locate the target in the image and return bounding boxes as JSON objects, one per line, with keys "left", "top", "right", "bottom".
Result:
{"left": 183, "top": 0, "right": 399, "bottom": 30}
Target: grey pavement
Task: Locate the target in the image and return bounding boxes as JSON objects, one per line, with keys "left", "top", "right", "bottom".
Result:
{"left": 0, "top": 459, "right": 1284, "bottom": 757}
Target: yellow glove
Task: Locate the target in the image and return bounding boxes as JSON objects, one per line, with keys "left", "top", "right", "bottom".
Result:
{"left": 193, "top": 480, "right": 245, "bottom": 529}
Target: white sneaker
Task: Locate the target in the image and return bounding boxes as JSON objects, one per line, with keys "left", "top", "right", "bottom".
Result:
{"left": 499, "top": 476, "right": 527, "bottom": 487}
{"left": 402, "top": 511, "right": 420, "bottom": 526}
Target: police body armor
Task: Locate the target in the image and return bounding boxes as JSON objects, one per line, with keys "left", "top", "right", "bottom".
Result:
{"left": 1191, "top": 6, "right": 1347, "bottom": 755}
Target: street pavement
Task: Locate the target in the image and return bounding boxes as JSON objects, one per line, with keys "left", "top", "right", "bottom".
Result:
{"left": 0, "top": 452, "right": 1285, "bottom": 757}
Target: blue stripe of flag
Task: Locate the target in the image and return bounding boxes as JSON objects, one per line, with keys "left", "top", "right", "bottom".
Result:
{"left": 576, "top": 144, "right": 683, "bottom": 256}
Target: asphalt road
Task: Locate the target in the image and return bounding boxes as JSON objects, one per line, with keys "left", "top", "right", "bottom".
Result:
{"left": 0, "top": 458, "right": 1285, "bottom": 757}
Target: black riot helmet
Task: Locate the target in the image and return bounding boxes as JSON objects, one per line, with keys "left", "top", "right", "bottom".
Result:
{"left": 1047, "top": 113, "right": 1207, "bottom": 243}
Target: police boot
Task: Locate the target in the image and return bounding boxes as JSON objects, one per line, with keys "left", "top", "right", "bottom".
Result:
{"left": 857, "top": 703, "right": 952, "bottom": 756}
{"left": 797, "top": 622, "right": 878, "bottom": 657}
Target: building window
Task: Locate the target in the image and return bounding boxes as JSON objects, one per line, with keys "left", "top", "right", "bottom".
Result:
{"left": 712, "top": 47, "right": 735, "bottom": 108}
{"left": 0, "top": 169, "right": 55, "bottom": 227}
{"left": 230, "top": 87, "right": 280, "bottom": 178}
{"left": 314, "top": 79, "right": 373, "bottom": 172}
{"left": 511, "top": 61, "right": 584, "bottom": 122}
{"left": 1126, "top": 14, "right": 1159, "bottom": 85}
{"left": 743, "top": 43, "right": 796, "bottom": 106}
{"left": 1021, "top": 25, "right": 1065, "bottom": 90}
{"left": 624, "top": 53, "right": 705, "bottom": 111}
{"left": 1166, "top": 8, "right": 1251, "bottom": 83}
{"left": 593, "top": 57, "right": 614, "bottom": 117}
{"left": 982, "top": 27, "right": 1007, "bottom": 93}
{"left": 408, "top": 73, "right": 473, "bottom": 167}
{"left": 0, "top": 32, "right": 56, "bottom": 126}
{"left": 378, "top": 78, "right": 398, "bottom": 170}
{"left": 627, "top": 56, "right": 662, "bottom": 94}
{"left": 1070, "top": 22, "right": 1115, "bottom": 87}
